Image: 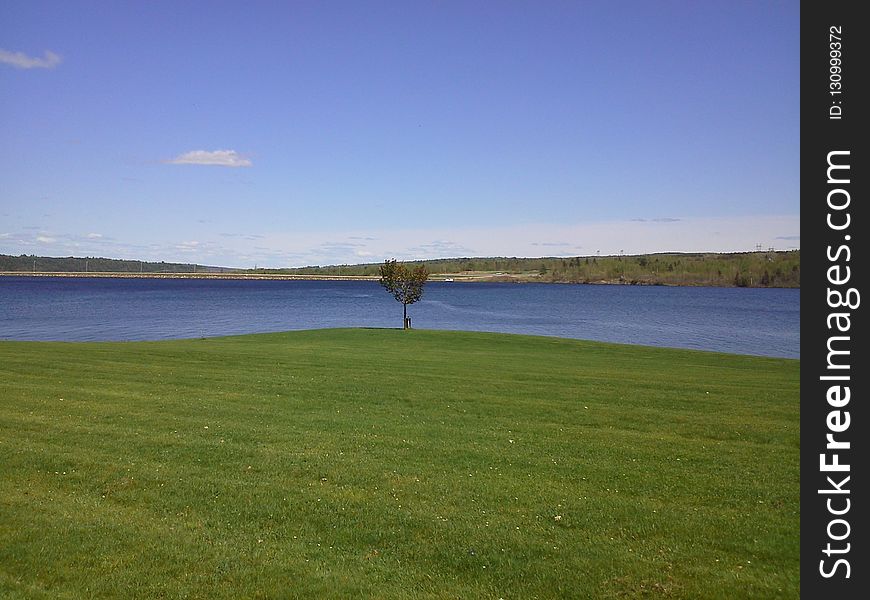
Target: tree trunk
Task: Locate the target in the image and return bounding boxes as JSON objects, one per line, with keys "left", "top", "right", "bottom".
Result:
{"left": 403, "top": 303, "right": 408, "bottom": 329}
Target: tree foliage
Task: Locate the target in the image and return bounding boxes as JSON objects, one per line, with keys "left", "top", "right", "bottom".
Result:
{"left": 0, "top": 254, "right": 219, "bottom": 274}
{"left": 378, "top": 259, "right": 429, "bottom": 327}
{"left": 287, "top": 251, "right": 800, "bottom": 288}
{"left": 4, "top": 250, "right": 801, "bottom": 289}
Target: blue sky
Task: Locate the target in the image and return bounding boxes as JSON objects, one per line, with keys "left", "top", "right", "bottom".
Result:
{"left": 1, "top": 1, "right": 799, "bottom": 268}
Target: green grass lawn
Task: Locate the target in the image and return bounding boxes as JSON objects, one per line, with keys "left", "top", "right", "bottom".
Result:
{"left": 0, "top": 329, "right": 799, "bottom": 599}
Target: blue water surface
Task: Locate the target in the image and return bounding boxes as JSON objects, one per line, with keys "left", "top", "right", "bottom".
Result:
{"left": 0, "top": 277, "right": 799, "bottom": 358}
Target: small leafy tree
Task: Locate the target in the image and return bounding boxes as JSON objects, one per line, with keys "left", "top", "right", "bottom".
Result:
{"left": 379, "top": 259, "right": 429, "bottom": 329}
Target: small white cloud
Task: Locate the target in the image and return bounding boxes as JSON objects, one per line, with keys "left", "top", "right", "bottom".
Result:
{"left": 86, "top": 232, "right": 103, "bottom": 239}
{"left": 0, "top": 49, "right": 62, "bottom": 69}
{"left": 36, "top": 235, "right": 56, "bottom": 243}
{"left": 175, "top": 240, "right": 201, "bottom": 252}
{"left": 165, "top": 150, "right": 252, "bottom": 167}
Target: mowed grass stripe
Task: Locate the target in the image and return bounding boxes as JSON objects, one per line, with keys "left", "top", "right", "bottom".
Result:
{"left": 0, "top": 329, "right": 799, "bottom": 599}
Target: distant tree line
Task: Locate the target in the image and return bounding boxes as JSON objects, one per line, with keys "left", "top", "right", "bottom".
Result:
{"left": 283, "top": 251, "right": 800, "bottom": 288}
{"left": 1, "top": 250, "right": 800, "bottom": 288}
{"left": 0, "top": 254, "right": 224, "bottom": 274}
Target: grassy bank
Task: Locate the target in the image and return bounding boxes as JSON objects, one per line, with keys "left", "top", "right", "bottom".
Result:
{"left": 0, "top": 329, "right": 799, "bottom": 598}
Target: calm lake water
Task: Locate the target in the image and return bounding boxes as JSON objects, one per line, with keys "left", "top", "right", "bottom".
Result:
{"left": 0, "top": 277, "right": 799, "bottom": 358}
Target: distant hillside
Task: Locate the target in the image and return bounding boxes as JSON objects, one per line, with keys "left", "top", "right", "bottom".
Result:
{"left": 2, "top": 250, "right": 800, "bottom": 288}
{"left": 0, "top": 254, "right": 225, "bottom": 274}
{"left": 277, "top": 250, "right": 800, "bottom": 288}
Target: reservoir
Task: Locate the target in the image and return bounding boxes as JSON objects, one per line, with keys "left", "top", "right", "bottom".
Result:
{"left": 0, "top": 277, "right": 799, "bottom": 358}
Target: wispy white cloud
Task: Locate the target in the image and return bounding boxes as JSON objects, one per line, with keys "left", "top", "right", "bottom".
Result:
{"left": 219, "top": 232, "right": 265, "bottom": 240}
{"left": 175, "top": 241, "right": 201, "bottom": 252}
{"left": 405, "top": 240, "right": 475, "bottom": 258}
{"left": 86, "top": 232, "right": 103, "bottom": 239}
{"left": 0, "top": 215, "right": 801, "bottom": 270}
{"left": 0, "top": 49, "right": 62, "bottom": 69}
{"left": 241, "top": 214, "right": 801, "bottom": 267}
{"left": 532, "top": 241, "right": 572, "bottom": 247}
{"left": 165, "top": 150, "right": 252, "bottom": 168}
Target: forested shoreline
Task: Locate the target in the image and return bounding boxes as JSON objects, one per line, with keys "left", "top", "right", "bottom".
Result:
{"left": 1, "top": 250, "right": 800, "bottom": 288}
